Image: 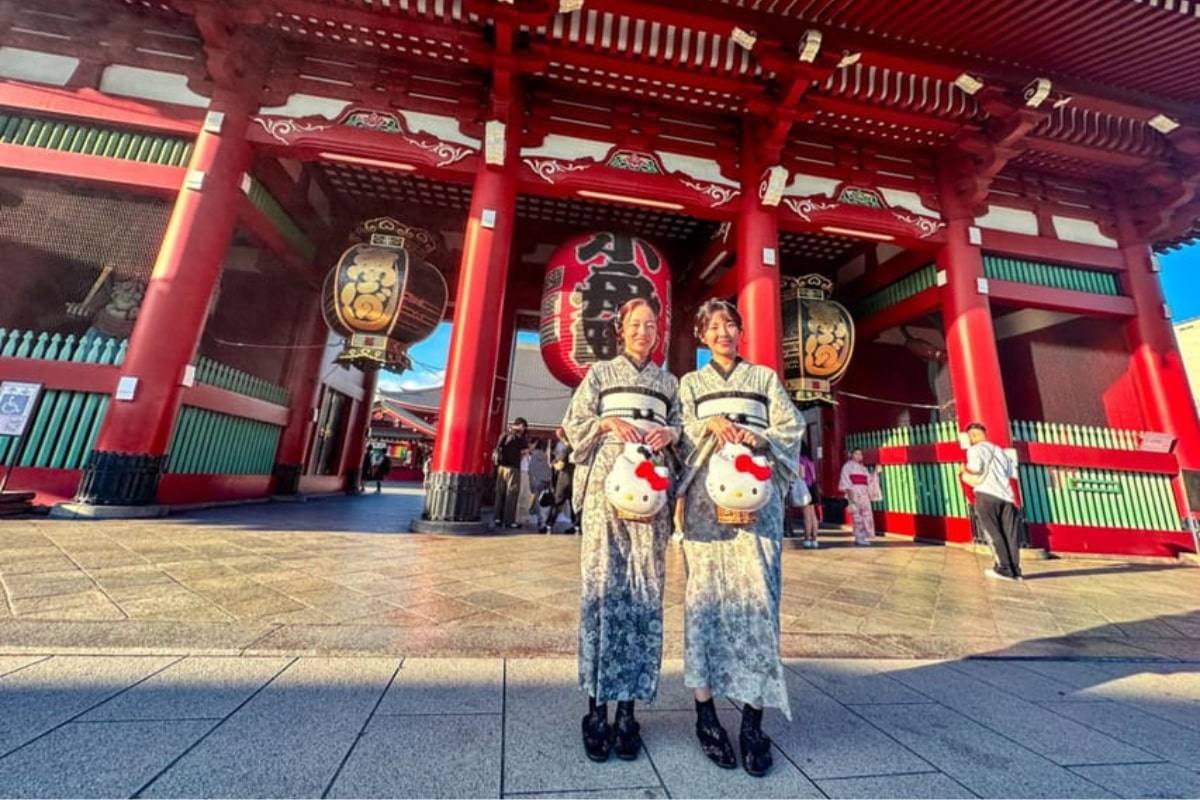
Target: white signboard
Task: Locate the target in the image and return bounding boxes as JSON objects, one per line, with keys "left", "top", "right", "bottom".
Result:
{"left": 0, "top": 382, "right": 42, "bottom": 437}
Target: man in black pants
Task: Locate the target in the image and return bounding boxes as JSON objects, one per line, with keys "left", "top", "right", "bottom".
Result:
{"left": 960, "top": 422, "right": 1022, "bottom": 580}
{"left": 493, "top": 417, "right": 528, "bottom": 529}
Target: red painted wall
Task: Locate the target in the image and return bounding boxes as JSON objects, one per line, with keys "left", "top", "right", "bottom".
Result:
{"left": 996, "top": 316, "right": 1146, "bottom": 429}
{"left": 838, "top": 342, "right": 940, "bottom": 433}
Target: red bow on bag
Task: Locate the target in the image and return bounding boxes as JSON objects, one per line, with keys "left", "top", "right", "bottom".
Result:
{"left": 734, "top": 453, "right": 771, "bottom": 481}
{"left": 635, "top": 460, "right": 669, "bottom": 491}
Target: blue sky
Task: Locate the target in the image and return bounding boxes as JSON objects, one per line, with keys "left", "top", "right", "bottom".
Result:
{"left": 1161, "top": 244, "right": 1200, "bottom": 323}
{"left": 380, "top": 243, "right": 1199, "bottom": 391}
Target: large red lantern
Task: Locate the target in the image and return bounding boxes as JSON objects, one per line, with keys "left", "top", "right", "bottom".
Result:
{"left": 539, "top": 231, "right": 672, "bottom": 387}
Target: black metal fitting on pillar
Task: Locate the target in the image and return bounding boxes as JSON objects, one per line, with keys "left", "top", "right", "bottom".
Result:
{"left": 75, "top": 451, "right": 166, "bottom": 506}
{"left": 423, "top": 471, "right": 485, "bottom": 520}
{"left": 272, "top": 463, "right": 303, "bottom": 496}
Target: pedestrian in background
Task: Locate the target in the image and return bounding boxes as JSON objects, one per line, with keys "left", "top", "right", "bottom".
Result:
{"left": 838, "top": 448, "right": 876, "bottom": 545}
{"left": 796, "top": 445, "right": 820, "bottom": 548}
{"left": 960, "top": 422, "right": 1022, "bottom": 580}
{"left": 493, "top": 417, "right": 529, "bottom": 529}
{"left": 550, "top": 426, "right": 576, "bottom": 533}
{"left": 527, "top": 438, "right": 553, "bottom": 530}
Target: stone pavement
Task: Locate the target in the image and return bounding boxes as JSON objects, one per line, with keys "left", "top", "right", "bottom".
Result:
{"left": 2, "top": 654, "right": 1200, "bottom": 798}
{"left": 0, "top": 487, "right": 1196, "bottom": 660}
{"left": 0, "top": 487, "right": 1198, "bottom": 797}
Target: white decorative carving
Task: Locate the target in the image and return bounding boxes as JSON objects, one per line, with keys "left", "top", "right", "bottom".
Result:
{"left": 682, "top": 180, "right": 739, "bottom": 207}
{"left": 404, "top": 136, "right": 473, "bottom": 167}
{"left": 253, "top": 116, "right": 330, "bottom": 144}
{"left": 783, "top": 196, "right": 838, "bottom": 222}
{"left": 485, "top": 120, "right": 506, "bottom": 166}
{"left": 525, "top": 157, "right": 590, "bottom": 184}
{"left": 758, "top": 165, "right": 788, "bottom": 207}
{"left": 892, "top": 211, "right": 945, "bottom": 239}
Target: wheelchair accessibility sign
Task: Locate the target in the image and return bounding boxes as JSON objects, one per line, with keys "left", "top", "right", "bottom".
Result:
{"left": 0, "top": 382, "right": 42, "bottom": 437}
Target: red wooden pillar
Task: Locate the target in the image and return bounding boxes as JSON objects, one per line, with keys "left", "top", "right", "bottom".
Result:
{"left": 272, "top": 298, "right": 329, "bottom": 495}
{"left": 668, "top": 297, "right": 698, "bottom": 377}
{"left": 936, "top": 215, "right": 1012, "bottom": 446}
{"left": 416, "top": 97, "right": 522, "bottom": 531}
{"left": 735, "top": 126, "right": 784, "bottom": 372}
{"left": 483, "top": 310, "right": 517, "bottom": 474}
{"left": 74, "top": 99, "right": 253, "bottom": 507}
{"left": 342, "top": 368, "right": 380, "bottom": 493}
{"left": 1116, "top": 211, "right": 1200, "bottom": 470}
{"left": 821, "top": 401, "right": 846, "bottom": 499}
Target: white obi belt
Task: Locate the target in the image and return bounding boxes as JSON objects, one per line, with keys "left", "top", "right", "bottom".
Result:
{"left": 695, "top": 391, "right": 769, "bottom": 431}
{"left": 598, "top": 387, "right": 670, "bottom": 432}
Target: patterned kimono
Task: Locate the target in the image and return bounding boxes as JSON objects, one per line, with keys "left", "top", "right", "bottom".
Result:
{"left": 838, "top": 460, "right": 876, "bottom": 543}
{"left": 563, "top": 355, "right": 682, "bottom": 703}
{"left": 678, "top": 359, "right": 802, "bottom": 718}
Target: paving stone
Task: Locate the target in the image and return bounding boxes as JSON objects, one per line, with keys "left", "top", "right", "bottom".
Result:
{"left": 887, "top": 662, "right": 1152, "bottom": 766}
{"left": 503, "top": 658, "right": 659, "bottom": 794}
{"left": 375, "top": 658, "right": 503, "bottom": 715}
{"left": 505, "top": 788, "right": 665, "bottom": 799}
{"left": 816, "top": 772, "right": 976, "bottom": 799}
{"left": 765, "top": 668, "right": 934, "bottom": 780}
{"left": 1024, "top": 662, "right": 1200, "bottom": 733}
{"left": 1041, "top": 699, "right": 1200, "bottom": 769}
{"left": 138, "top": 657, "right": 398, "bottom": 798}
{"left": 0, "top": 655, "right": 177, "bottom": 756}
{"left": 1069, "top": 763, "right": 1200, "bottom": 799}
{"left": 0, "top": 655, "right": 48, "bottom": 677}
{"left": 945, "top": 659, "right": 1081, "bottom": 702}
{"left": 640, "top": 709, "right": 822, "bottom": 798}
{"left": 81, "top": 656, "right": 292, "bottom": 721}
{"left": 784, "top": 659, "right": 930, "bottom": 705}
{"left": 0, "top": 719, "right": 212, "bottom": 798}
{"left": 854, "top": 702, "right": 1114, "bottom": 798}
{"left": 327, "top": 713, "right": 501, "bottom": 798}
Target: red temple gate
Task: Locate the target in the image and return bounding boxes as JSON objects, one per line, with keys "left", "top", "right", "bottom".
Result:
{"left": 0, "top": 0, "right": 1197, "bottom": 555}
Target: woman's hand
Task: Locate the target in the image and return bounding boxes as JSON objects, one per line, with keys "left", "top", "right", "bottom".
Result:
{"left": 602, "top": 417, "right": 644, "bottom": 443}
{"left": 643, "top": 426, "right": 675, "bottom": 452}
{"left": 738, "top": 429, "right": 763, "bottom": 449}
{"left": 706, "top": 416, "right": 742, "bottom": 444}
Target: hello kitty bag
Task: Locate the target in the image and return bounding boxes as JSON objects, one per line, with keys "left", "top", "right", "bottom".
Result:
{"left": 705, "top": 442, "right": 774, "bottom": 526}
{"left": 604, "top": 443, "right": 671, "bottom": 523}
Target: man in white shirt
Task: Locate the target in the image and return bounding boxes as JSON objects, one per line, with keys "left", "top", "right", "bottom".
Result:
{"left": 960, "top": 422, "right": 1022, "bottom": 580}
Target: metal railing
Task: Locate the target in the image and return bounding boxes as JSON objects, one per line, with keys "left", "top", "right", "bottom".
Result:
{"left": 0, "top": 111, "right": 193, "bottom": 166}
{"left": 982, "top": 254, "right": 1122, "bottom": 296}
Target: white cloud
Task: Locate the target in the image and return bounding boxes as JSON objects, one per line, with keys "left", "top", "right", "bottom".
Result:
{"left": 379, "top": 368, "right": 446, "bottom": 393}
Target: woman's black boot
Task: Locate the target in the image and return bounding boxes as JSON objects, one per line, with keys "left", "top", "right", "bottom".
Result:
{"left": 581, "top": 697, "right": 611, "bottom": 762}
{"left": 694, "top": 698, "right": 737, "bottom": 769}
{"left": 613, "top": 700, "right": 642, "bottom": 760}
{"left": 739, "top": 705, "right": 773, "bottom": 777}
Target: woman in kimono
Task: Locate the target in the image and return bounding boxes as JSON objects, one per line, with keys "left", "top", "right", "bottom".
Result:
{"left": 562, "top": 297, "right": 681, "bottom": 763}
{"left": 838, "top": 448, "right": 875, "bottom": 545}
{"left": 677, "top": 299, "right": 803, "bottom": 777}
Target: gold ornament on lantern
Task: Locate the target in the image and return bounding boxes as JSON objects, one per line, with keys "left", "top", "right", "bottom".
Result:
{"left": 781, "top": 274, "right": 855, "bottom": 403}
{"left": 322, "top": 218, "right": 447, "bottom": 371}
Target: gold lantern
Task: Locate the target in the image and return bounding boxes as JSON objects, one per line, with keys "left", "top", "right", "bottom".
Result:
{"left": 781, "top": 274, "right": 855, "bottom": 403}
{"left": 322, "top": 218, "right": 448, "bottom": 370}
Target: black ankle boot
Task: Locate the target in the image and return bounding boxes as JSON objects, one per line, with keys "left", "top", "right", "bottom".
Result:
{"left": 613, "top": 700, "right": 642, "bottom": 760}
{"left": 739, "top": 705, "right": 773, "bottom": 777}
{"left": 694, "top": 698, "right": 737, "bottom": 769}
{"left": 581, "top": 697, "right": 611, "bottom": 762}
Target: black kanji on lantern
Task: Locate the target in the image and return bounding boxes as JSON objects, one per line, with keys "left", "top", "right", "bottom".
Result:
{"left": 572, "top": 233, "right": 662, "bottom": 361}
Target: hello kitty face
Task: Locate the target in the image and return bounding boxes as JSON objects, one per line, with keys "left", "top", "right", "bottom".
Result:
{"left": 605, "top": 443, "right": 670, "bottom": 518}
{"left": 705, "top": 442, "right": 773, "bottom": 513}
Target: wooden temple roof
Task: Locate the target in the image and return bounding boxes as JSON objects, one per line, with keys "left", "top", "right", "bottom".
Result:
{"left": 4, "top": 0, "right": 1199, "bottom": 249}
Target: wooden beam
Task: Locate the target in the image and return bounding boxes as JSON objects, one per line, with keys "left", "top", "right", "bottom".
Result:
{"left": 987, "top": 279, "right": 1137, "bottom": 319}
{"left": 0, "top": 82, "right": 203, "bottom": 135}
{"left": 0, "top": 143, "right": 185, "bottom": 196}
